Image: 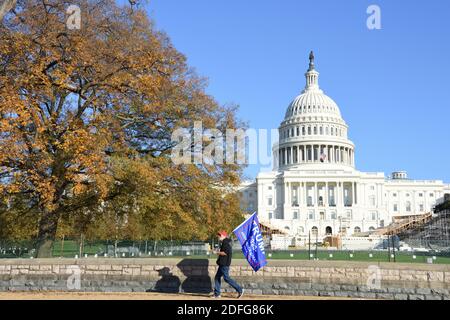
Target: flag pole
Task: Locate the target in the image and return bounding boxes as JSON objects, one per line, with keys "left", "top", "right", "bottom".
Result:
{"left": 315, "top": 231, "right": 318, "bottom": 260}
{"left": 308, "top": 231, "right": 311, "bottom": 260}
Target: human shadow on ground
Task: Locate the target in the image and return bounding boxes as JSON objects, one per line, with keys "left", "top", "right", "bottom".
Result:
{"left": 176, "top": 259, "right": 212, "bottom": 294}
{"left": 146, "top": 267, "right": 181, "bottom": 294}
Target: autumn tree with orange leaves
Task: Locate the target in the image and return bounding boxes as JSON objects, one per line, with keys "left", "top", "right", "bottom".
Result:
{"left": 0, "top": 0, "right": 245, "bottom": 257}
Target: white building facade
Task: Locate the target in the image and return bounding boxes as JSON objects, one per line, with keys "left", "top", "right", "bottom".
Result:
{"left": 240, "top": 52, "right": 450, "bottom": 238}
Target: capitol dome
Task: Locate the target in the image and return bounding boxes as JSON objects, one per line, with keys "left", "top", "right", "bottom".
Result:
{"left": 285, "top": 89, "right": 342, "bottom": 118}
{"left": 274, "top": 51, "right": 355, "bottom": 170}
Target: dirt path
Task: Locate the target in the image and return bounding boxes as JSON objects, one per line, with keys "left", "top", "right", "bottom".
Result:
{"left": 0, "top": 291, "right": 359, "bottom": 300}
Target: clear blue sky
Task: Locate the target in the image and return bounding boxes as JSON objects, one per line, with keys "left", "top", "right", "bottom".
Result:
{"left": 132, "top": 0, "right": 450, "bottom": 182}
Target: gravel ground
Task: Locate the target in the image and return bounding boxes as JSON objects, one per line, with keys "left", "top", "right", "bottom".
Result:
{"left": 0, "top": 291, "right": 359, "bottom": 300}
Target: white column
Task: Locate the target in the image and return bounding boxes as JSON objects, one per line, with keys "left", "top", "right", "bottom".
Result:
{"left": 337, "top": 183, "right": 340, "bottom": 206}
{"left": 328, "top": 145, "right": 331, "bottom": 163}
{"left": 299, "top": 182, "right": 304, "bottom": 207}
{"left": 351, "top": 182, "right": 355, "bottom": 206}
{"left": 314, "top": 182, "right": 318, "bottom": 206}
{"left": 305, "top": 182, "right": 309, "bottom": 206}
{"left": 332, "top": 146, "right": 335, "bottom": 163}
{"left": 284, "top": 182, "right": 289, "bottom": 206}
{"left": 291, "top": 146, "right": 294, "bottom": 164}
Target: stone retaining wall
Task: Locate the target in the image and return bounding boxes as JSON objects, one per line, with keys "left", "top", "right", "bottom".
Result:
{"left": 1, "top": 258, "right": 450, "bottom": 300}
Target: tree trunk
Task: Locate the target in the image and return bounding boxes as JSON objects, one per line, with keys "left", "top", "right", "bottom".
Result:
{"left": 35, "top": 209, "right": 60, "bottom": 258}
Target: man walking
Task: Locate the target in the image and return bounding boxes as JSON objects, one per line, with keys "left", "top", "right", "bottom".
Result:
{"left": 213, "top": 230, "right": 244, "bottom": 299}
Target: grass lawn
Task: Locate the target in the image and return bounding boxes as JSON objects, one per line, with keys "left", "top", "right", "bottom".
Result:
{"left": 138, "top": 250, "right": 450, "bottom": 265}
{"left": 1, "top": 240, "right": 449, "bottom": 264}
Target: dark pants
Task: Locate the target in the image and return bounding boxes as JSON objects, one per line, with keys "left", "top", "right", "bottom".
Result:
{"left": 214, "top": 265, "right": 242, "bottom": 297}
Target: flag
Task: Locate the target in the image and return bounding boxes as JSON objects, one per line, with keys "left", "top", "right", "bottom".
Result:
{"left": 320, "top": 152, "right": 327, "bottom": 162}
{"left": 233, "top": 212, "right": 267, "bottom": 272}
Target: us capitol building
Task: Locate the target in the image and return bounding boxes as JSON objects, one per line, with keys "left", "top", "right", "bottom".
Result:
{"left": 239, "top": 52, "right": 450, "bottom": 240}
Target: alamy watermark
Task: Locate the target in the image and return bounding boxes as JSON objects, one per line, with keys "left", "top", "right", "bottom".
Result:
{"left": 66, "top": 4, "right": 81, "bottom": 30}
{"left": 171, "top": 122, "right": 278, "bottom": 168}
{"left": 367, "top": 4, "right": 382, "bottom": 30}
{"left": 366, "top": 265, "right": 382, "bottom": 290}
{"left": 66, "top": 265, "right": 81, "bottom": 290}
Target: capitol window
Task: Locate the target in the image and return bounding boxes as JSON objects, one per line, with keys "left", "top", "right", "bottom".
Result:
{"left": 393, "top": 204, "right": 398, "bottom": 212}
{"left": 419, "top": 193, "right": 423, "bottom": 197}
{"left": 302, "top": 127, "right": 306, "bottom": 135}
{"left": 268, "top": 186, "right": 272, "bottom": 190}
{"left": 393, "top": 193, "right": 397, "bottom": 197}
{"left": 293, "top": 211, "right": 299, "bottom": 219}
{"left": 430, "top": 193, "right": 434, "bottom": 197}
{"left": 308, "top": 127, "right": 311, "bottom": 135}
{"left": 406, "top": 201, "right": 411, "bottom": 212}
{"left": 308, "top": 211, "right": 315, "bottom": 219}
{"left": 267, "top": 197, "right": 273, "bottom": 206}
{"left": 419, "top": 204, "right": 424, "bottom": 211}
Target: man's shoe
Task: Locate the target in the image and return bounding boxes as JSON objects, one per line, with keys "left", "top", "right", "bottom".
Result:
{"left": 237, "top": 289, "right": 244, "bottom": 299}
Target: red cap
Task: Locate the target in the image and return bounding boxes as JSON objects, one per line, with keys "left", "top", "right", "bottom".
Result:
{"left": 217, "top": 230, "right": 228, "bottom": 237}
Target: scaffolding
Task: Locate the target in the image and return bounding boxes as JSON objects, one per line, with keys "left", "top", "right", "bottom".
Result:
{"left": 373, "top": 213, "right": 433, "bottom": 236}
{"left": 398, "top": 209, "right": 450, "bottom": 250}
{"left": 369, "top": 200, "right": 450, "bottom": 251}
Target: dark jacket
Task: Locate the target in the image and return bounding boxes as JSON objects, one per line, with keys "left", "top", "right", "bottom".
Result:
{"left": 216, "top": 238, "right": 233, "bottom": 266}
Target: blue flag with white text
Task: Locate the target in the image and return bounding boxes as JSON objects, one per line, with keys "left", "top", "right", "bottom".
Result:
{"left": 232, "top": 212, "right": 267, "bottom": 272}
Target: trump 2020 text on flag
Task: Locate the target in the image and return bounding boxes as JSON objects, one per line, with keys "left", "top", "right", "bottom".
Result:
{"left": 233, "top": 212, "right": 267, "bottom": 272}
